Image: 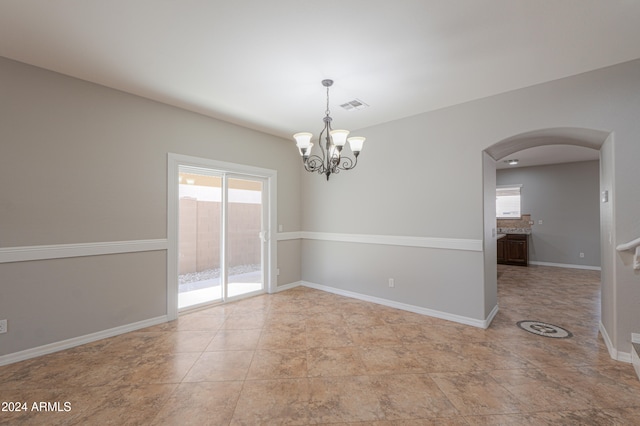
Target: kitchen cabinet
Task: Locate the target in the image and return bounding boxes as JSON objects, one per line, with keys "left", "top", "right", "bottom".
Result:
{"left": 497, "top": 237, "right": 506, "bottom": 263}
{"left": 497, "top": 234, "right": 528, "bottom": 266}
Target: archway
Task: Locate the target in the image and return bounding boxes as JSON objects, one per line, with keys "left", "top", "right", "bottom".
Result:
{"left": 482, "top": 127, "right": 615, "bottom": 354}
{"left": 485, "top": 127, "right": 609, "bottom": 160}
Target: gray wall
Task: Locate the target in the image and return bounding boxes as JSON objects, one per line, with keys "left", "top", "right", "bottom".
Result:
{"left": 497, "top": 160, "right": 601, "bottom": 267}
{"left": 2, "top": 54, "right": 639, "bottom": 360}
{"left": 0, "top": 56, "right": 302, "bottom": 356}
{"left": 302, "top": 59, "right": 640, "bottom": 356}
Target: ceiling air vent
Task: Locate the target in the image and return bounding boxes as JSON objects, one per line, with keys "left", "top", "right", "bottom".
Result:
{"left": 340, "top": 99, "right": 369, "bottom": 111}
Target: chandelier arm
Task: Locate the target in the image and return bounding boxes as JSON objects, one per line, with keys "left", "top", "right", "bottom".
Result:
{"left": 317, "top": 124, "right": 329, "bottom": 171}
{"left": 305, "top": 155, "right": 326, "bottom": 173}
{"left": 335, "top": 155, "right": 357, "bottom": 171}
{"left": 325, "top": 120, "right": 333, "bottom": 150}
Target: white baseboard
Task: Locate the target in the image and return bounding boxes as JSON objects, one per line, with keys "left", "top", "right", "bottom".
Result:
{"left": 273, "top": 281, "right": 302, "bottom": 293}
{"left": 599, "top": 322, "right": 616, "bottom": 359}
{"left": 302, "top": 281, "right": 495, "bottom": 329}
{"left": 632, "top": 334, "right": 640, "bottom": 381}
{"left": 617, "top": 351, "right": 631, "bottom": 363}
{"left": 529, "top": 261, "right": 601, "bottom": 271}
{"left": 0, "top": 315, "right": 168, "bottom": 367}
{"left": 632, "top": 344, "right": 640, "bottom": 381}
{"left": 485, "top": 304, "right": 500, "bottom": 327}
{"left": 599, "top": 322, "right": 632, "bottom": 363}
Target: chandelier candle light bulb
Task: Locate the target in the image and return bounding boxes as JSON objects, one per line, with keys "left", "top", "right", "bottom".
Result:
{"left": 293, "top": 79, "right": 365, "bottom": 180}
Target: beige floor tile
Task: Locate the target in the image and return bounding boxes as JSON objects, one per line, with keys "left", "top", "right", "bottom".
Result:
{"left": 246, "top": 348, "right": 308, "bottom": 380}
{"left": 220, "top": 312, "right": 267, "bottom": 330}
{"left": 349, "top": 325, "right": 402, "bottom": 346}
{"left": 182, "top": 351, "right": 253, "bottom": 382}
{"left": 265, "top": 311, "right": 307, "bottom": 329}
{"left": 2, "top": 265, "right": 638, "bottom": 424}
{"left": 151, "top": 381, "right": 243, "bottom": 426}
{"left": 307, "top": 347, "right": 367, "bottom": 377}
{"left": 608, "top": 406, "right": 640, "bottom": 423}
{"left": 205, "top": 329, "right": 262, "bottom": 351}
{"left": 544, "top": 365, "right": 640, "bottom": 408}
{"left": 488, "top": 368, "right": 594, "bottom": 412}
{"left": 117, "top": 352, "right": 202, "bottom": 385}
{"left": 304, "top": 311, "right": 346, "bottom": 328}
{"left": 70, "top": 384, "right": 177, "bottom": 425}
{"left": 343, "top": 311, "right": 388, "bottom": 328}
{"left": 460, "top": 341, "right": 533, "bottom": 371}
{"left": 231, "top": 378, "right": 311, "bottom": 425}
{"left": 258, "top": 327, "right": 307, "bottom": 349}
{"left": 360, "top": 345, "right": 425, "bottom": 374}
{"left": 308, "top": 376, "right": 386, "bottom": 423}
{"left": 103, "top": 331, "right": 216, "bottom": 355}
{"left": 408, "top": 342, "right": 478, "bottom": 373}
{"left": 465, "top": 408, "right": 633, "bottom": 425}
{"left": 306, "top": 325, "right": 354, "bottom": 348}
{"left": 144, "top": 312, "right": 226, "bottom": 332}
{"left": 370, "top": 373, "right": 459, "bottom": 420}
{"left": 191, "top": 304, "right": 236, "bottom": 318}
{"left": 430, "top": 371, "right": 527, "bottom": 416}
{"left": 353, "top": 419, "right": 470, "bottom": 426}
{"left": 392, "top": 323, "right": 442, "bottom": 345}
{"left": 0, "top": 352, "right": 97, "bottom": 390}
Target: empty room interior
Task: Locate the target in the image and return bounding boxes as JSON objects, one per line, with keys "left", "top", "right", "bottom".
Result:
{"left": 1, "top": 1, "right": 640, "bottom": 424}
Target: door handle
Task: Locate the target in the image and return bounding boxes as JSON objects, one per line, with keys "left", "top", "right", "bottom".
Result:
{"left": 259, "top": 231, "right": 270, "bottom": 243}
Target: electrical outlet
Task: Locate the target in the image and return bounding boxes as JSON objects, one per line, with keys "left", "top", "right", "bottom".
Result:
{"left": 0, "top": 319, "right": 7, "bottom": 334}
{"left": 580, "top": 253, "right": 585, "bottom": 258}
{"left": 388, "top": 278, "right": 395, "bottom": 288}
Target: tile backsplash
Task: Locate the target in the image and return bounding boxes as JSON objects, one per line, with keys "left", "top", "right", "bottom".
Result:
{"left": 497, "top": 214, "right": 532, "bottom": 230}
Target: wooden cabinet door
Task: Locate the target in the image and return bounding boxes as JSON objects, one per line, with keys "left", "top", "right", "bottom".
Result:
{"left": 506, "top": 236, "right": 528, "bottom": 266}
{"left": 497, "top": 238, "right": 506, "bottom": 264}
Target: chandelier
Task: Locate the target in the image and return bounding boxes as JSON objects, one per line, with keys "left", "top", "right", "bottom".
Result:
{"left": 293, "top": 79, "right": 365, "bottom": 180}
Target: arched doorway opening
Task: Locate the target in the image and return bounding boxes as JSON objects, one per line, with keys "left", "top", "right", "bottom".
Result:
{"left": 482, "top": 127, "right": 616, "bottom": 356}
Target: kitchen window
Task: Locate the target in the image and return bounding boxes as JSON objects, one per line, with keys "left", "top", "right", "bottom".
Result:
{"left": 496, "top": 185, "right": 522, "bottom": 218}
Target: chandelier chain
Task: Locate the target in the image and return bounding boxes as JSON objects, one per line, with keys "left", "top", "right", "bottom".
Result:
{"left": 325, "top": 85, "right": 331, "bottom": 117}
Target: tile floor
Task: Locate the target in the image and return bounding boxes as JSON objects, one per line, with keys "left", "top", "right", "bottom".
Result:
{"left": 1, "top": 264, "right": 639, "bottom": 425}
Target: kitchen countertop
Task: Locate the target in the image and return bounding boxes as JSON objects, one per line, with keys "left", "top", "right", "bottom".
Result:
{"left": 497, "top": 228, "right": 532, "bottom": 235}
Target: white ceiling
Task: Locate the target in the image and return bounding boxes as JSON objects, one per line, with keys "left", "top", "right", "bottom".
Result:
{"left": 1, "top": 1, "right": 640, "bottom": 153}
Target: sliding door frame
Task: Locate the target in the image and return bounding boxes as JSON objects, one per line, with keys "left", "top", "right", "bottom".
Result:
{"left": 167, "top": 153, "right": 277, "bottom": 320}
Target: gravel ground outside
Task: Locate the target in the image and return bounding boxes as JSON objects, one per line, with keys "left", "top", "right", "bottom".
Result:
{"left": 179, "top": 264, "right": 261, "bottom": 292}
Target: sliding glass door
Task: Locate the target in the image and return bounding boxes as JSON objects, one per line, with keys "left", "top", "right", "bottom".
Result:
{"left": 226, "top": 176, "right": 265, "bottom": 298}
{"left": 177, "top": 167, "right": 266, "bottom": 310}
